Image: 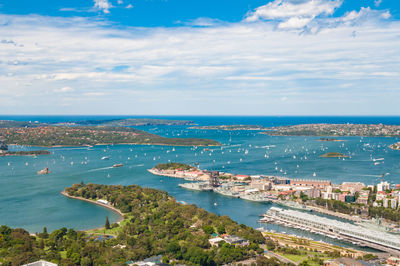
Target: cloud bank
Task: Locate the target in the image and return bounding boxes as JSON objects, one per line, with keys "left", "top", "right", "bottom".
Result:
{"left": 0, "top": 2, "right": 399, "bottom": 115}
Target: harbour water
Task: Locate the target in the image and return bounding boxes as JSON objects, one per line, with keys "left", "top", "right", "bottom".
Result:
{"left": 0, "top": 116, "right": 399, "bottom": 250}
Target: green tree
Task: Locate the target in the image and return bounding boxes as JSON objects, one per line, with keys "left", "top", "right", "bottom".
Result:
{"left": 105, "top": 216, "right": 110, "bottom": 229}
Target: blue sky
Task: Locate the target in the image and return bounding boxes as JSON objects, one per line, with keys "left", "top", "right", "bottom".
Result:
{"left": 0, "top": 0, "right": 399, "bottom": 115}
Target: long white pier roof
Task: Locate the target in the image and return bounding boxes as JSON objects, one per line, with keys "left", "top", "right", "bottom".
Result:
{"left": 267, "top": 207, "right": 400, "bottom": 251}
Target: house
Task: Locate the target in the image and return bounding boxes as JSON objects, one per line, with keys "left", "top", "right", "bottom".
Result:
{"left": 223, "top": 235, "right": 248, "bottom": 245}
{"left": 131, "top": 255, "right": 163, "bottom": 266}
{"left": 209, "top": 237, "right": 224, "bottom": 246}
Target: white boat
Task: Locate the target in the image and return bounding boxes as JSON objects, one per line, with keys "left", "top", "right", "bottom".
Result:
{"left": 101, "top": 156, "right": 110, "bottom": 160}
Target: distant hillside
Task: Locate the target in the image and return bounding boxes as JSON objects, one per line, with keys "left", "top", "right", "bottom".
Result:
{"left": 0, "top": 126, "right": 220, "bottom": 147}
{"left": 76, "top": 118, "right": 195, "bottom": 127}
{"left": 0, "top": 120, "right": 45, "bottom": 128}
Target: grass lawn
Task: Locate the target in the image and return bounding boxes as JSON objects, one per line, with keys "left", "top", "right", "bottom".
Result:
{"left": 277, "top": 252, "right": 308, "bottom": 262}
{"left": 86, "top": 215, "right": 132, "bottom": 236}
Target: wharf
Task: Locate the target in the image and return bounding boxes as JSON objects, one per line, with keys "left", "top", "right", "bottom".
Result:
{"left": 260, "top": 207, "right": 400, "bottom": 256}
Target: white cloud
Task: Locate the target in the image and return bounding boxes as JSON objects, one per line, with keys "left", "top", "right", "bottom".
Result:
{"left": 0, "top": 13, "right": 399, "bottom": 115}
{"left": 83, "top": 92, "right": 107, "bottom": 96}
{"left": 93, "top": 0, "right": 112, "bottom": 13}
{"left": 245, "top": 0, "right": 343, "bottom": 29}
{"left": 339, "top": 7, "right": 391, "bottom": 25}
{"left": 55, "top": 86, "right": 75, "bottom": 93}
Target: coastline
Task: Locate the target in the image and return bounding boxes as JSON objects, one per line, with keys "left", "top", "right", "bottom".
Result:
{"left": 60, "top": 190, "right": 124, "bottom": 231}
{"left": 9, "top": 142, "right": 221, "bottom": 148}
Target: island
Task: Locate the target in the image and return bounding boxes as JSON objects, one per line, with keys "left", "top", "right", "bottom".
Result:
{"left": 320, "top": 152, "right": 349, "bottom": 158}
{"left": 389, "top": 142, "right": 400, "bottom": 150}
{"left": 0, "top": 183, "right": 267, "bottom": 265}
{"left": 318, "top": 138, "right": 345, "bottom": 142}
{"left": 262, "top": 123, "right": 400, "bottom": 137}
{"left": 190, "top": 125, "right": 267, "bottom": 131}
{"left": 0, "top": 126, "right": 220, "bottom": 147}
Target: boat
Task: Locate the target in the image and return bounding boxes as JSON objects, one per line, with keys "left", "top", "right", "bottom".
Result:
{"left": 178, "top": 182, "right": 213, "bottom": 191}
{"left": 275, "top": 200, "right": 312, "bottom": 212}
{"left": 101, "top": 156, "right": 110, "bottom": 160}
{"left": 37, "top": 167, "right": 50, "bottom": 175}
{"left": 113, "top": 163, "right": 124, "bottom": 168}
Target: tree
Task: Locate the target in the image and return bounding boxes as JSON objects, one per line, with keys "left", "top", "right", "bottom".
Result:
{"left": 203, "top": 225, "right": 214, "bottom": 235}
{"left": 217, "top": 225, "right": 226, "bottom": 235}
{"left": 41, "top": 227, "right": 49, "bottom": 239}
{"left": 105, "top": 216, "right": 110, "bottom": 229}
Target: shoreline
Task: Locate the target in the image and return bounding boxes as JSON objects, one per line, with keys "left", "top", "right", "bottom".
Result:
{"left": 60, "top": 190, "right": 124, "bottom": 231}
{"left": 9, "top": 142, "right": 221, "bottom": 148}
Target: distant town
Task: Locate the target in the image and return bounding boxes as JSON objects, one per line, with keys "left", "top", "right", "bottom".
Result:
{"left": 262, "top": 123, "right": 400, "bottom": 137}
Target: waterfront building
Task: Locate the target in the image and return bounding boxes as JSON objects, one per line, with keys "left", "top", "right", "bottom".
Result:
{"left": 97, "top": 199, "right": 109, "bottom": 205}
{"left": 250, "top": 179, "right": 271, "bottom": 191}
{"left": 290, "top": 179, "right": 331, "bottom": 188}
{"left": 294, "top": 187, "right": 321, "bottom": 199}
{"left": 323, "top": 258, "right": 366, "bottom": 266}
{"left": 340, "top": 182, "right": 365, "bottom": 193}
{"left": 266, "top": 207, "right": 400, "bottom": 252}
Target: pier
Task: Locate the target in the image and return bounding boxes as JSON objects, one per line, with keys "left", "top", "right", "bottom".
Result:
{"left": 260, "top": 207, "right": 400, "bottom": 256}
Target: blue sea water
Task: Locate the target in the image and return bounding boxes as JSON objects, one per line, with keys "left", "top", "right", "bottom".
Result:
{"left": 0, "top": 116, "right": 399, "bottom": 249}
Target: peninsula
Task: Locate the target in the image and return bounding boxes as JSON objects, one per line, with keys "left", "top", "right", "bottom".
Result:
{"left": 190, "top": 125, "right": 267, "bottom": 130}
{"left": 262, "top": 123, "right": 400, "bottom": 137}
{"left": 0, "top": 150, "right": 51, "bottom": 156}
{"left": 0, "top": 182, "right": 266, "bottom": 265}
{"left": 0, "top": 126, "right": 220, "bottom": 147}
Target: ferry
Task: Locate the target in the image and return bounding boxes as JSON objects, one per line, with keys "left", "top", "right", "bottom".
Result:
{"left": 178, "top": 182, "right": 213, "bottom": 191}
{"left": 275, "top": 200, "right": 312, "bottom": 212}
{"left": 113, "top": 163, "right": 124, "bottom": 168}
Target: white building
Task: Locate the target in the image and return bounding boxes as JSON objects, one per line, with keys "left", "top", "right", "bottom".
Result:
{"left": 97, "top": 199, "right": 109, "bottom": 205}
{"left": 23, "top": 261, "right": 58, "bottom": 266}
{"left": 377, "top": 181, "right": 390, "bottom": 192}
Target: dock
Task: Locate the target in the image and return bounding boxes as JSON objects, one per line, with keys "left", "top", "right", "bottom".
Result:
{"left": 260, "top": 207, "right": 400, "bottom": 256}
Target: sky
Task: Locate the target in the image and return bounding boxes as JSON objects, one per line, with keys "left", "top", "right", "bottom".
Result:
{"left": 0, "top": 0, "right": 399, "bottom": 116}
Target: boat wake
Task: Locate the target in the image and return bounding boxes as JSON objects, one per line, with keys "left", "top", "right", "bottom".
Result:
{"left": 87, "top": 166, "right": 114, "bottom": 172}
